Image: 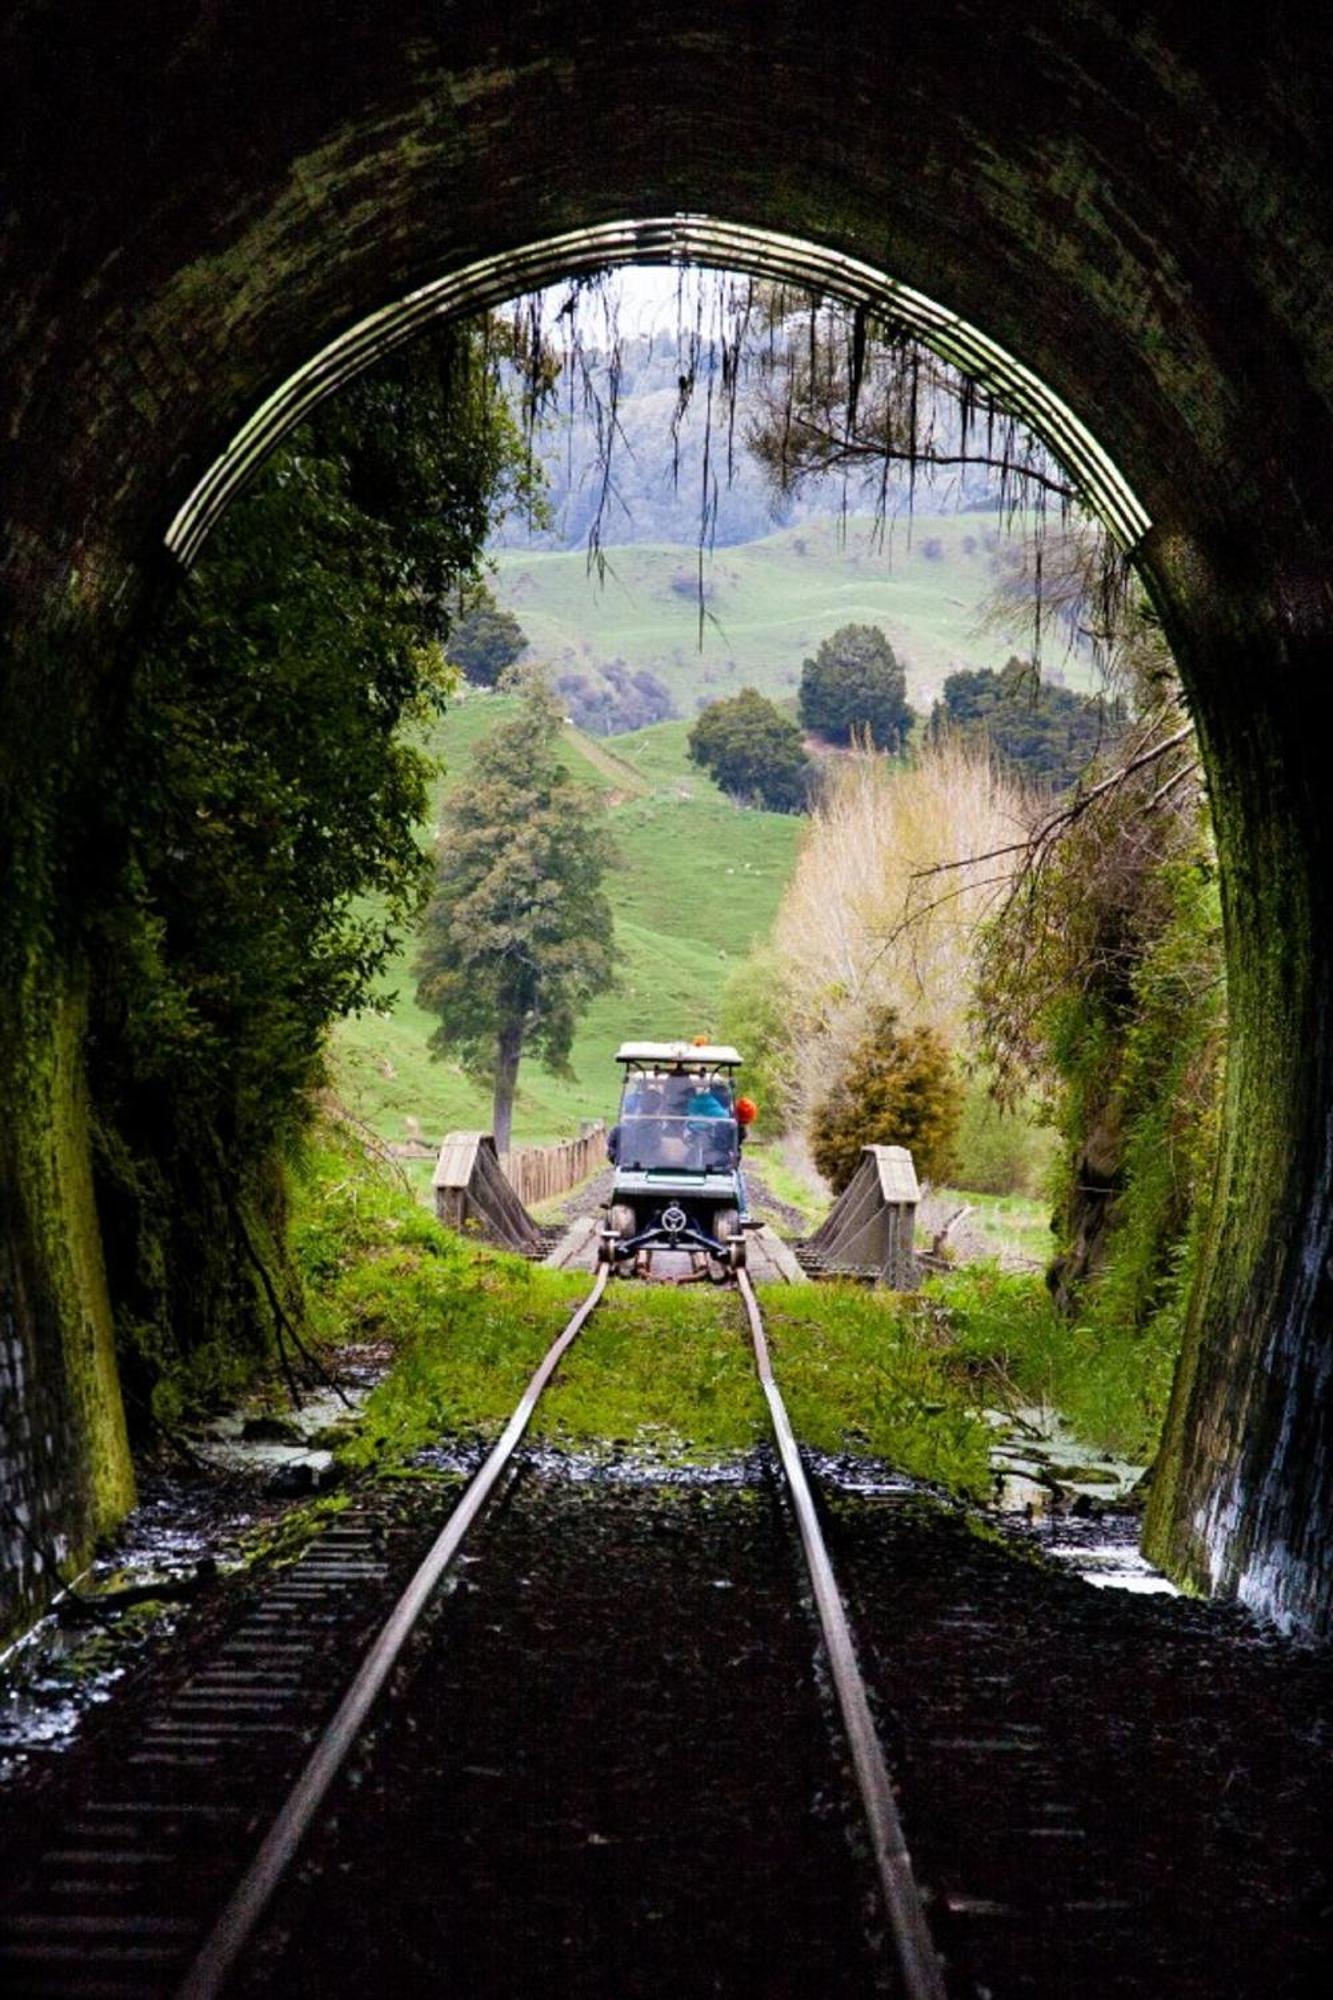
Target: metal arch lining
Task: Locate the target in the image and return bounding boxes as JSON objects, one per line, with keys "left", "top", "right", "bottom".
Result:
{"left": 165, "top": 214, "right": 1152, "bottom": 570}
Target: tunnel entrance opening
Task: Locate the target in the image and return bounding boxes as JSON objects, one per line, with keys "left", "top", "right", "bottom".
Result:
{"left": 5, "top": 6, "right": 1333, "bottom": 1641}
{"left": 166, "top": 216, "right": 1152, "bottom": 574}
{"left": 143, "top": 237, "right": 1205, "bottom": 1595}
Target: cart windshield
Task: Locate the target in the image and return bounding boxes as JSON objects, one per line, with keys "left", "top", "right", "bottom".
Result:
{"left": 615, "top": 1072, "right": 738, "bottom": 1173}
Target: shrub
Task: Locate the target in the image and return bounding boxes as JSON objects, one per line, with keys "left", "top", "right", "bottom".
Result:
{"left": 798, "top": 623, "right": 914, "bottom": 749}
{"left": 687, "top": 687, "right": 812, "bottom": 812}
{"left": 950, "top": 1077, "right": 1057, "bottom": 1197}
{"left": 930, "top": 657, "right": 1126, "bottom": 792}
{"left": 447, "top": 605, "right": 528, "bottom": 687}
{"left": 719, "top": 947, "right": 800, "bottom": 1130}
{"left": 810, "top": 1007, "right": 964, "bottom": 1192}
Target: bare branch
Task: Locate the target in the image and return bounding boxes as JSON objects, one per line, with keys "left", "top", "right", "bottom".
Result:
{"left": 908, "top": 721, "right": 1195, "bottom": 886}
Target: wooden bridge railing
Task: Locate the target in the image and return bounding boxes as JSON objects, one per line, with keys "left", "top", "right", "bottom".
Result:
{"left": 433, "top": 1122, "right": 607, "bottom": 1251}
{"left": 803, "top": 1144, "right": 920, "bottom": 1288}
{"left": 500, "top": 1121, "right": 607, "bottom": 1210}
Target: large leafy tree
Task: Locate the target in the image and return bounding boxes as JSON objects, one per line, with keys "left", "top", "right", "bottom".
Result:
{"left": 687, "top": 688, "right": 811, "bottom": 812}
{"left": 799, "top": 623, "right": 915, "bottom": 750}
{"left": 87, "top": 321, "right": 537, "bottom": 1407}
{"left": 415, "top": 677, "right": 617, "bottom": 1153}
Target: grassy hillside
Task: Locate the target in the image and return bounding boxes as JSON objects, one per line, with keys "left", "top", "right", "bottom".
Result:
{"left": 328, "top": 698, "right": 801, "bottom": 1156}
{"left": 492, "top": 512, "right": 1089, "bottom": 717}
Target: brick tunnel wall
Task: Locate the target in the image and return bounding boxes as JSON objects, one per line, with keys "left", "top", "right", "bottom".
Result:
{"left": 3, "top": 1, "right": 1333, "bottom": 1631}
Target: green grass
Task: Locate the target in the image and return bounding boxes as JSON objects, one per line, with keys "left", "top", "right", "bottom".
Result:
{"left": 758, "top": 1284, "right": 992, "bottom": 1491}
{"left": 925, "top": 1265, "right": 1176, "bottom": 1461}
{"left": 493, "top": 513, "right": 1094, "bottom": 717}
{"left": 743, "top": 1139, "right": 831, "bottom": 1234}
{"left": 932, "top": 1188, "right": 1055, "bottom": 1267}
{"left": 326, "top": 528, "right": 1076, "bottom": 1170}
{"left": 295, "top": 1132, "right": 991, "bottom": 1491}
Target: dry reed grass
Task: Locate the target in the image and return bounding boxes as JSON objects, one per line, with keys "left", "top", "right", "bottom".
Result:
{"left": 772, "top": 736, "right": 1031, "bottom": 1124}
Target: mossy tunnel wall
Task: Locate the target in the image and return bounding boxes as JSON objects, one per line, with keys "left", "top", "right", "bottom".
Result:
{"left": 3, "top": 2, "right": 1332, "bottom": 1635}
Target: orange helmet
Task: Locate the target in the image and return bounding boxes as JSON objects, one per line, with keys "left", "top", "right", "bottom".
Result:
{"left": 735, "top": 1096, "right": 758, "bottom": 1126}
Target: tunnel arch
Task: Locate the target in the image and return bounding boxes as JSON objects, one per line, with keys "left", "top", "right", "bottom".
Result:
{"left": 166, "top": 215, "right": 1152, "bottom": 568}
{"left": 4, "top": 1, "right": 1333, "bottom": 1636}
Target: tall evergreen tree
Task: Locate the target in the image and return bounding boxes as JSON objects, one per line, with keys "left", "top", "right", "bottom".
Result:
{"left": 415, "top": 678, "right": 617, "bottom": 1152}
{"left": 799, "top": 623, "right": 914, "bottom": 749}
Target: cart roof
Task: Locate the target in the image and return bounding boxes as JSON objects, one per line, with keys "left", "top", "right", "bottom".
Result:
{"left": 615, "top": 1040, "right": 742, "bottom": 1068}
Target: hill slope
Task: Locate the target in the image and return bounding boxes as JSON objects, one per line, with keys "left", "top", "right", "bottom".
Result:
{"left": 329, "top": 701, "right": 800, "bottom": 1151}
{"left": 492, "top": 513, "right": 1085, "bottom": 719}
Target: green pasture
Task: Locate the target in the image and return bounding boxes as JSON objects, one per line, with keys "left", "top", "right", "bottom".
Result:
{"left": 329, "top": 701, "right": 801, "bottom": 1151}
{"left": 492, "top": 513, "right": 1090, "bottom": 715}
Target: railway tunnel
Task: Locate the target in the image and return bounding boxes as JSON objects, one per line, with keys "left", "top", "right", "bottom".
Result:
{"left": 3, "top": 1, "right": 1333, "bottom": 1638}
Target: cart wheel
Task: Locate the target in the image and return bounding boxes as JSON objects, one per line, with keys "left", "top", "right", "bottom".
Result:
{"left": 600, "top": 1204, "right": 635, "bottom": 1270}
{"left": 715, "top": 1208, "right": 746, "bottom": 1270}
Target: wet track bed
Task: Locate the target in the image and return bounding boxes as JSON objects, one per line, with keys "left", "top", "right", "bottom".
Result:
{"left": 827, "top": 1495, "right": 1333, "bottom": 1997}
{"left": 238, "top": 1468, "right": 885, "bottom": 1997}
{"left": 1, "top": 1451, "right": 1330, "bottom": 1996}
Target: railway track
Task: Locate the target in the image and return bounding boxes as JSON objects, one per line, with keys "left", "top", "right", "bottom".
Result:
{"left": 0, "top": 1265, "right": 944, "bottom": 1998}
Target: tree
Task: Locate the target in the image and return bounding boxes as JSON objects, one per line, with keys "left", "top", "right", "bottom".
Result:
{"left": 931, "top": 657, "right": 1125, "bottom": 791}
{"left": 554, "top": 661, "right": 675, "bottom": 736}
{"left": 973, "top": 702, "right": 1221, "bottom": 1322}
{"left": 743, "top": 286, "right": 1076, "bottom": 512}
{"left": 447, "top": 603, "right": 528, "bottom": 687}
{"left": 810, "top": 1008, "right": 963, "bottom": 1193}
{"left": 87, "top": 318, "right": 538, "bottom": 1406}
{"left": 799, "top": 624, "right": 914, "bottom": 749}
{"left": 415, "top": 677, "right": 617, "bottom": 1152}
{"left": 687, "top": 688, "right": 812, "bottom": 812}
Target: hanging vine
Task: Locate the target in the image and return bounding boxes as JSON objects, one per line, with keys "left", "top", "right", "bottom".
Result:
{"left": 500, "top": 261, "right": 1126, "bottom": 666}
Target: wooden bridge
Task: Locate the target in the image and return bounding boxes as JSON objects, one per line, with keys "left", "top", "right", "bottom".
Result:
{"left": 433, "top": 1133, "right": 920, "bottom": 1289}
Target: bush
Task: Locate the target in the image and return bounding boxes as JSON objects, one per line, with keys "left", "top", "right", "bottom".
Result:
{"left": 555, "top": 660, "right": 675, "bottom": 735}
{"left": 810, "top": 1007, "right": 964, "bottom": 1192}
{"left": 447, "top": 605, "right": 528, "bottom": 687}
{"left": 930, "top": 657, "right": 1125, "bottom": 792}
{"left": 687, "top": 687, "right": 812, "bottom": 812}
{"left": 719, "top": 947, "right": 800, "bottom": 1130}
{"left": 798, "top": 623, "right": 914, "bottom": 749}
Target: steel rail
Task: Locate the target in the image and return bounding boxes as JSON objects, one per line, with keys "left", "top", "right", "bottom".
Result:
{"left": 736, "top": 1268, "right": 947, "bottom": 2000}
{"left": 177, "top": 1262, "right": 610, "bottom": 2000}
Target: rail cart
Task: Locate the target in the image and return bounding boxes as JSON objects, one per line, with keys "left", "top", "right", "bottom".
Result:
{"left": 600, "top": 1041, "right": 753, "bottom": 1274}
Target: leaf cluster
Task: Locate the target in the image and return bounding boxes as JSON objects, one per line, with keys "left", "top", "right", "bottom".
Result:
{"left": 798, "top": 622, "right": 914, "bottom": 750}
{"left": 932, "top": 657, "right": 1125, "bottom": 791}
{"left": 810, "top": 1005, "right": 964, "bottom": 1193}
{"left": 447, "top": 604, "right": 529, "bottom": 687}
{"left": 686, "top": 686, "right": 812, "bottom": 812}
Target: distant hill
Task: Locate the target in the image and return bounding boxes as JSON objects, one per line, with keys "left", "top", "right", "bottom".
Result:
{"left": 490, "top": 512, "right": 1087, "bottom": 722}
{"left": 491, "top": 330, "right": 999, "bottom": 552}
